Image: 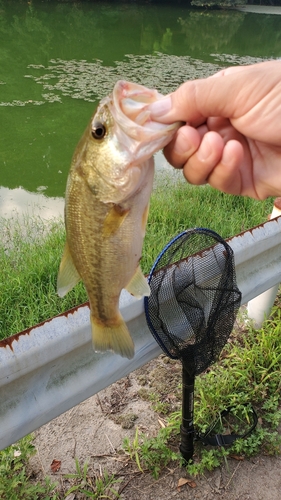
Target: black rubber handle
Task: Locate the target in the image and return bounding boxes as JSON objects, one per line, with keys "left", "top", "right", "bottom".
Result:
{"left": 179, "top": 367, "right": 195, "bottom": 462}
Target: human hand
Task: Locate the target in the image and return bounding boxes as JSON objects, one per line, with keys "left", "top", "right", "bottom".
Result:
{"left": 148, "top": 61, "right": 281, "bottom": 199}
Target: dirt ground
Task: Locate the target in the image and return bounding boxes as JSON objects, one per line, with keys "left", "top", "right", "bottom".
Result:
{"left": 28, "top": 354, "right": 281, "bottom": 500}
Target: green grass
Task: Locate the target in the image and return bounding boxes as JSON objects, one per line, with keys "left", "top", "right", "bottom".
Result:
{"left": 63, "top": 458, "right": 121, "bottom": 498}
{"left": 189, "top": 309, "right": 281, "bottom": 467}
{"left": 0, "top": 215, "right": 87, "bottom": 339}
{"left": 143, "top": 180, "right": 273, "bottom": 273}
{"left": 0, "top": 180, "right": 273, "bottom": 339}
{"left": 0, "top": 437, "right": 120, "bottom": 499}
{"left": 0, "top": 435, "right": 58, "bottom": 500}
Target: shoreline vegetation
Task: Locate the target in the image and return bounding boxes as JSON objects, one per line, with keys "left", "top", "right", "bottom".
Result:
{"left": 5, "top": 0, "right": 281, "bottom": 10}
{"left": 15, "top": 1, "right": 281, "bottom": 5}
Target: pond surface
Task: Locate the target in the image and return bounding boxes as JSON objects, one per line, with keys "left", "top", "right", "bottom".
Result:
{"left": 1, "top": 0, "right": 281, "bottom": 218}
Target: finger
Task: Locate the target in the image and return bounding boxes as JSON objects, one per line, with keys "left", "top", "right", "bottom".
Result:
{"left": 163, "top": 124, "right": 201, "bottom": 169}
{"left": 206, "top": 116, "right": 242, "bottom": 143}
{"left": 181, "top": 131, "right": 225, "bottom": 185}
{"left": 207, "top": 140, "right": 245, "bottom": 196}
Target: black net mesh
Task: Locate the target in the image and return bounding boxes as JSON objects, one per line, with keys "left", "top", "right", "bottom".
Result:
{"left": 145, "top": 228, "right": 241, "bottom": 377}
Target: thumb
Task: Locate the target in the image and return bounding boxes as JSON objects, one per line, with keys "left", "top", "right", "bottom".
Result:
{"left": 148, "top": 76, "right": 240, "bottom": 126}
{"left": 148, "top": 61, "right": 280, "bottom": 127}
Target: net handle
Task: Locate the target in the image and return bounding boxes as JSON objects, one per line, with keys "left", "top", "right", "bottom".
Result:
{"left": 179, "top": 367, "right": 195, "bottom": 462}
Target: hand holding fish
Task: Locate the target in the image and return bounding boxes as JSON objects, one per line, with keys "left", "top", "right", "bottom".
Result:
{"left": 148, "top": 60, "right": 281, "bottom": 200}
{"left": 57, "top": 81, "right": 180, "bottom": 359}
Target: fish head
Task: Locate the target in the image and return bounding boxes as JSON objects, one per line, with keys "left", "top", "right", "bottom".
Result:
{"left": 71, "top": 101, "right": 133, "bottom": 203}
{"left": 110, "top": 80, "right": 182, "bottom": 162}
{"left": 71, "top": 81, "right": 181, "bottom": 204}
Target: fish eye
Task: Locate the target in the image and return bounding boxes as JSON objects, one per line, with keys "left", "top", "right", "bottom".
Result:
{"left": 91, "top": 122, "right": 106, "bottom": 140}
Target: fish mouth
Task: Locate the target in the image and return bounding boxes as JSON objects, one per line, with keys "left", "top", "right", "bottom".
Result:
{"left": 108, "top": 80, "right": 181, "bottom": 160}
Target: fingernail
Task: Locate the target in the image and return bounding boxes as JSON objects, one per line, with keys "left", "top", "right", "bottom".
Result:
{"left": 149, "top": 96, "right": 172, "bottom": 118}
{"left": 197, "top": 137, "right": 212, "bottom": 161}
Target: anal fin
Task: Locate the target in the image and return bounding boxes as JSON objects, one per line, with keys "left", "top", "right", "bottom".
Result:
{"left": 125, "top": 266, "right": 150, "bottom": 299}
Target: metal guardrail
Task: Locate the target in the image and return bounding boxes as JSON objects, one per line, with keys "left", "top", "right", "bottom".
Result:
{"left": 1, "top": 216, "right": 281, "bottom": 450}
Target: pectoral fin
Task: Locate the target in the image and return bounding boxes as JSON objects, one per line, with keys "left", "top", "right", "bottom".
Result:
{"left": 57, "top": 242, "right": 81, "bottom": 297}
{"left": 125, "top": 266, "right": 150, "bottom": 299}
{"left": 102, "top": 204, "right": 130, "bottom": 238}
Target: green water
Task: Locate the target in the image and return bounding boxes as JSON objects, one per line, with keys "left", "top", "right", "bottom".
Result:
{"left": 1, "top": 0, "right": 281, "bottom": 217}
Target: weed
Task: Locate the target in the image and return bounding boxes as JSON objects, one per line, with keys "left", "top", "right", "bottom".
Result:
{"left": 148, "top": 392, "right": 170, "bottom": 414}
{"left": 0, "top": 435, "right": 58, "bottom": 499}
{"left": 138, "top": 431, "right": 179, "bottom": 479}
{"left": 123, "top": 426, "right": 180, "bottom": 479}
{"left": 64, "top": 458, "right": 121, "bottom": 499}
{"left": 186, "top": 448, "right": 227, "bottom": 477}
{"left": 123, "top": 427, "right": 143, "bottom": 473}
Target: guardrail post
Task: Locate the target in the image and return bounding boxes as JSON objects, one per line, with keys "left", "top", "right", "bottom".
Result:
{"left": 247, "top": 198, "right": 281, "bottom": 328}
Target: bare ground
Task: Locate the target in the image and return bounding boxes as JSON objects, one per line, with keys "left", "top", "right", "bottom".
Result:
{"left": 29, "top": 356, "right": 281, "bottom": 500}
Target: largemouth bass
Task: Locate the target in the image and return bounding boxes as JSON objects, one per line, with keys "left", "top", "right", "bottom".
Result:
{"left": 57, "top": 80, "right": 180, "bottom": 359}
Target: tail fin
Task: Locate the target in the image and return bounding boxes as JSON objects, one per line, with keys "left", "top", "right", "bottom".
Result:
{"left": 90, "top": 314, "right": 135, "bottom": 360}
